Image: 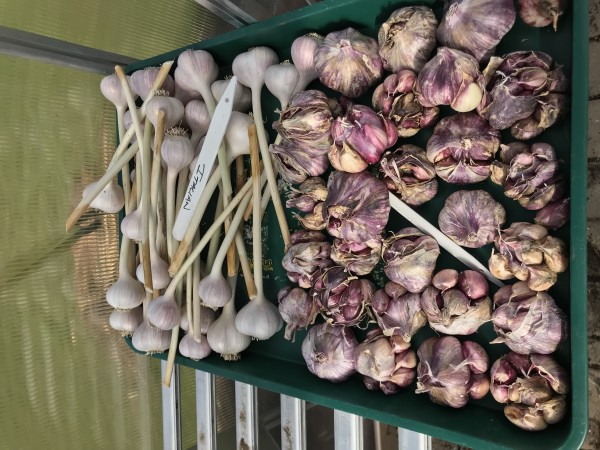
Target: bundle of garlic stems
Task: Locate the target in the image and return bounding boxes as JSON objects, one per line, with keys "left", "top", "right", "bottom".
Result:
{"left": 67, "top": 58, "right": 298, "bottom": 378}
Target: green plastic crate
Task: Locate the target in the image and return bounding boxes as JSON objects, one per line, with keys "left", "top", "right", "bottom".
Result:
{"left": 125, "top": 1, "right": 589, "bottom": 448}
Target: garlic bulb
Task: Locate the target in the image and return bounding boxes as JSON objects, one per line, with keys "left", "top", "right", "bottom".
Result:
{"left": 518, "top": 0, "right": 568, "bottom": 31}
{"left": 83, "top": 180, "right": 124, "bottom": 214}
{"left": 100, "top": 74, "right": 131, "bottom": 110}
{"left": 198, "top": 272, "right": 231, "bottom": 309}
{"left": 278, "top": 286, "right": 318, "bottom": 342}
{"left": 291, "top": 33, "right": 323, "bottom": 92}
{"left": 211, "top": 79, "right": 252, "bottom": 112}
{"left": 120, "top": 207, "right": 143, "bottom": 241}
{"left": 132, "top": 321, "right": 171, "bottom": 354}
{"left": 135, "top": 243, "right": 171, "bottom": 290}
{"left": 130, "top": 67, "right": 175, "bottom": 99}
{"left": 185, "top": 100, "right": 211, "bottom": 148}
{"left": 232, "top": 46, "right": 279, "bottom": 91}
{"left": 235, "top": 294, "right": 283, "bottom": 341}
{"left": 207, "top": 278, "right": 251, "bottom": 361}
{"left": 378, "top": 6, "right": 438, "bottom": 72}
{"left": 179, "top": 333, "right": 211, "bottom": 360}
{"left": 145, "top": 96, "right": 184, "bottom": 129}
{"left": 180, "top": 304, "right": 215, "bottom": 334}
{"left": 106, "top": 239, "right": 145, "bottom": 310}
{"left": 147, "top": 293, "right": 181, "bottom": 331}
{"left": 265, "top": 62, "right": 300, "bottom": 108}
{"left": 175, "top": 50, "right": 220, "bottom": 99}
{"left": 109, "top": 307, "right": 143, "bottom": 336}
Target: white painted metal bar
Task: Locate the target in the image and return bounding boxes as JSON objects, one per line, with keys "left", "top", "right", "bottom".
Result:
{"left": 161, "top": 361, "right": 181, "bottom": 450}
{"left": 280, "top": 395, "right": 306, "bottom": 450}
{"left": 196, "top": 371, "right": 217, "bottom": 450}
{"left": 235, "top": 381, "right": 258, "bottom": 450}
{"left": 334, "top": 410, "right": 364, "bottom": 450}
{"left": 398, "top": 429, "right": 431, "bottom": 450}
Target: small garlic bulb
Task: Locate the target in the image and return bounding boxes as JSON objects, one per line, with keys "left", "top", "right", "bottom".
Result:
{"left": 147, "top": 293, "right": 181, "bottom": 331}
{"left": 211, "top": 79, "right": 252, "bottom": 112}
{"left": 175, "top": 50, "right": 219, "bottom": 95}
{"left": 100, "top": 74, "right": 131, "bottom": 110}
{"left": 162, "top": 129, "right": 194, "bottom": 173}
{"left": 185, "top": 100, "right": 211, "bottom": 147}
{"left": 83, "top": 180, "right": 124, "bottom": 213}
{"left": 145, "top": 96, "right": 184, "bottom": 129}
{"left": 235, "top": 294, "right": 283, "bottom": 341}
{"left": 232, "top": 47, "right": 279, "bottom": 90}
{"left": 198, "top": 272, "right": 231, "bottom": 309}
{"left": 224, "top": 112, "right": 254, "bottom": 164}
{"left": 106, "top": 261, "right": 145, "bottom": 311}
{"left": 109, "top": 307, "right": 143, "bottom": 336}
{"left": 135, "top": 245, "right": 171, "bottom": 290}
{"left": 130, "top": 67, "right": 175, "bottom": 99}
{"left": 179, "top": 333, "right": 211, "bottom": 360}
{"left": 132, "top": 321, "right": 171, "bottom": 354}
{"left": 121, "top": 207, "right": 143, "bottom": 241}
{"left": 207, "top": 300, "right": 251, "bottom": 361}
{"left": 291, "top": 33, "right": 323, "bottom": 92}
{"left": 265, "top": 62, "right": 301, "bottom": 108}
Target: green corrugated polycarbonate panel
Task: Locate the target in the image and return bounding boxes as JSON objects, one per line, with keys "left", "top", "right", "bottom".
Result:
{"left": 125, "top": 0, "right": 589, "bottom": 449}
{"left": 0, "top": 0, "right": 233, "bottom": 59}
{"left": 0, "top": 54, "right": 205, "bottom": 450}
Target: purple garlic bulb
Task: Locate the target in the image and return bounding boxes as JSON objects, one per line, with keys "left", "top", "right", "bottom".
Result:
{"left": 282, "top": 231, "right": 333, "bottom": 289}
{"left": 331, "top": 237, "right": 382, "bottom": 276}
{"left": 490, "top": 352, "right": 569, "bottom": 431}
{"left": 416, "top": 47, "right": 486, "bottom": 113}
{"left": 323, "top": 171, "right": 390, "bottom": 243}
{"left": 287, "top": 177, "right": 328, "bottom": 231}
{"left": 355, "top": 329, "right": 417, "bottom": 395}
{"left": 379, "top": 145, "right": 438, "bottom": 206}
{"left": 535, "top": 197, "right": 569, "bottom": 230}
{"left": 273, "top": 90, "right": 334, "bottom": 152}
{"left": 491, "top": 281, "right": 567, "bottom": 354}
{"left": 270, "top": 139, "right": 329, "bottom": 184}
{"left": 489, "top": 222, "right": 568, "bottom": 291}
{"left": 438, "top": 190, "right": 506, "bottom": 248}
{"left": 372, "top": 71, "right": 440, "bottom": 137}
{"left": 278, "top": 286, "right": 318, "bottom": 342}
{"left": 426, "top": 113, "right": 500, "bottom": 184}
{"left": 420, "top": 269, "right": 492, "bottom": 335}
{"left": 311, "top": 266, "right": 375, "bottom": 326}
{"left": 314, "top": 27, "right": 383, "bottom": 98}
{"left": 518, "top": 0, "right": 569, "bottom": 32}
{"left": 382, "top": 227, "right": 440, "bottom": 293}
{"left": 437, "top": 0, "right": 516, "bottom": 62}
{"left": 329, "top": 101, "right": 397, "bottom": 173}
{"left": 416, "top": 336, "right": 490, "bottom": 408}
{"left": 378, "top": 6, "right": 438, "bottom": 73}
{"left": 490, "top": 142, "right": 567, "bottom": 212}
{"left": 479, "top": 51, "right": 569, "bottom": 138}
{"left": 369, "top": 282, "right": 427, "bottom": 342}
{"left": 301, "top": 322, "right": 358, "bottom": 383}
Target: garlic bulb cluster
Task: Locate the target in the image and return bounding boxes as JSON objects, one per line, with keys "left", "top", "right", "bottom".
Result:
{"left": 416, "top": 336, "right": 490, "bottom": 408}
{"left": 491, "top": 352, "right": 569, "bottom": 431}
{"left": 355, "top": 329, "right": 417, "bottom": 395}
{"left": 282, "top": 231, "right": 333, "bottom": 289}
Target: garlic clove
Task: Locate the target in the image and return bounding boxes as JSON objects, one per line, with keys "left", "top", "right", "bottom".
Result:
{"left": 432, "top": 269, "right": 459, "bottom": 290}
{"left": 84, "top": 180, "right": 125, "bottom": 214}
{"left": 539, "top": 395, "right": 567, "bottom": 425}
{"left": 468, "top": 372, "right": 490, "bottom": 400}
{"left": 132, "top": 321, "right": 171, "bottom": 354}
{"left": 178, "top": 333, "right": 211, "bottom": 360}
{"left": 504, "top": 404, "right": 547, "bottom": 431}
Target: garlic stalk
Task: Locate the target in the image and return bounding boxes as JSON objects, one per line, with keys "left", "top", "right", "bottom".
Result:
{"left": 100, "top": 74, "right": 132, "bottom": 212}
{"left": 198, "top": 181, "right": 254, "bottom": 308}
{"left": 162, "top": 172, "right": 258, "bottom": 383}
{"left": 207, "top": 276, "right": 251, "bottom": 360}
{"left": 234, "top": 125, "right": 283, "bottom": 340}
{"left": 232, "top": 47, "right": 291, "bottom": 250}
{"left": 66, "top": 60, "right": 173, "bottom": 232}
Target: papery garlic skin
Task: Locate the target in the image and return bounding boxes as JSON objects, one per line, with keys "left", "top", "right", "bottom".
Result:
{"left": 270, "top": 139, "right": 329, "bottom": 184}
{"left": 323, "top": 171, "right": 390, "bottom": 243}
{"left": 490, "top": 222, "right": 568, "bottom": 291}
{"left": 278, "top": 286, "right": 318, "bottom": 342}
{"left": 382, "top": 228, "right": 440, "bottom": 293}
{"left": 372, "top": 71, "right": 439, "bottom": 137}
{"left": 420, "top": 270, "right": 492, "bottom": 336}
{"left": 490, "top": 352, "right": 569, "bottom": 431}
{"left": 369, "top": 283, "right": 427, "bottom": 341}
{"left": 355, "top": 329, "right": 417, "bottom": 395}
{"left": 311, "top": 266, "right": 374, "bottom": 327}
{"left": 438, "top": 190, "right": 506, "bottom": 248}
{"left": 329, "top": 101, "right": 397, "bottom": 172}
{"left": 535, "top": 197, "right": 569, "bottom": 229}
{"left": 437, "top": 0, "right": 516, "bottom": 62}
{"left": 301, "top": 323, "right": 358, "bottom": 383}
{"left": 330, "top": 237, "right": 382, "bottom": 276}
{"left": 379, "top": 145, "right": 438, "bottom": 206}
{"left": 491, "top": 282, "right": 567, "bottom": 354}
{"left": 426, "top": 113, "right": 500, "bottom": 184}
{"left": 314, "top": 27, "right": 383, "bottom": 98}
{"left": 378, "top": 6, "right": 438, "bottom": 73}
{"left": 416, "top": 47, "right": 486, "bottom": 113}
{"left": 282, "top": 231, "right": 333, "bottom": 288}
{"left": 518, "top": 0, "right": 568, "bottom": 32}
{"left": 416, "top": 336, "right": 490, "bottom": 408}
